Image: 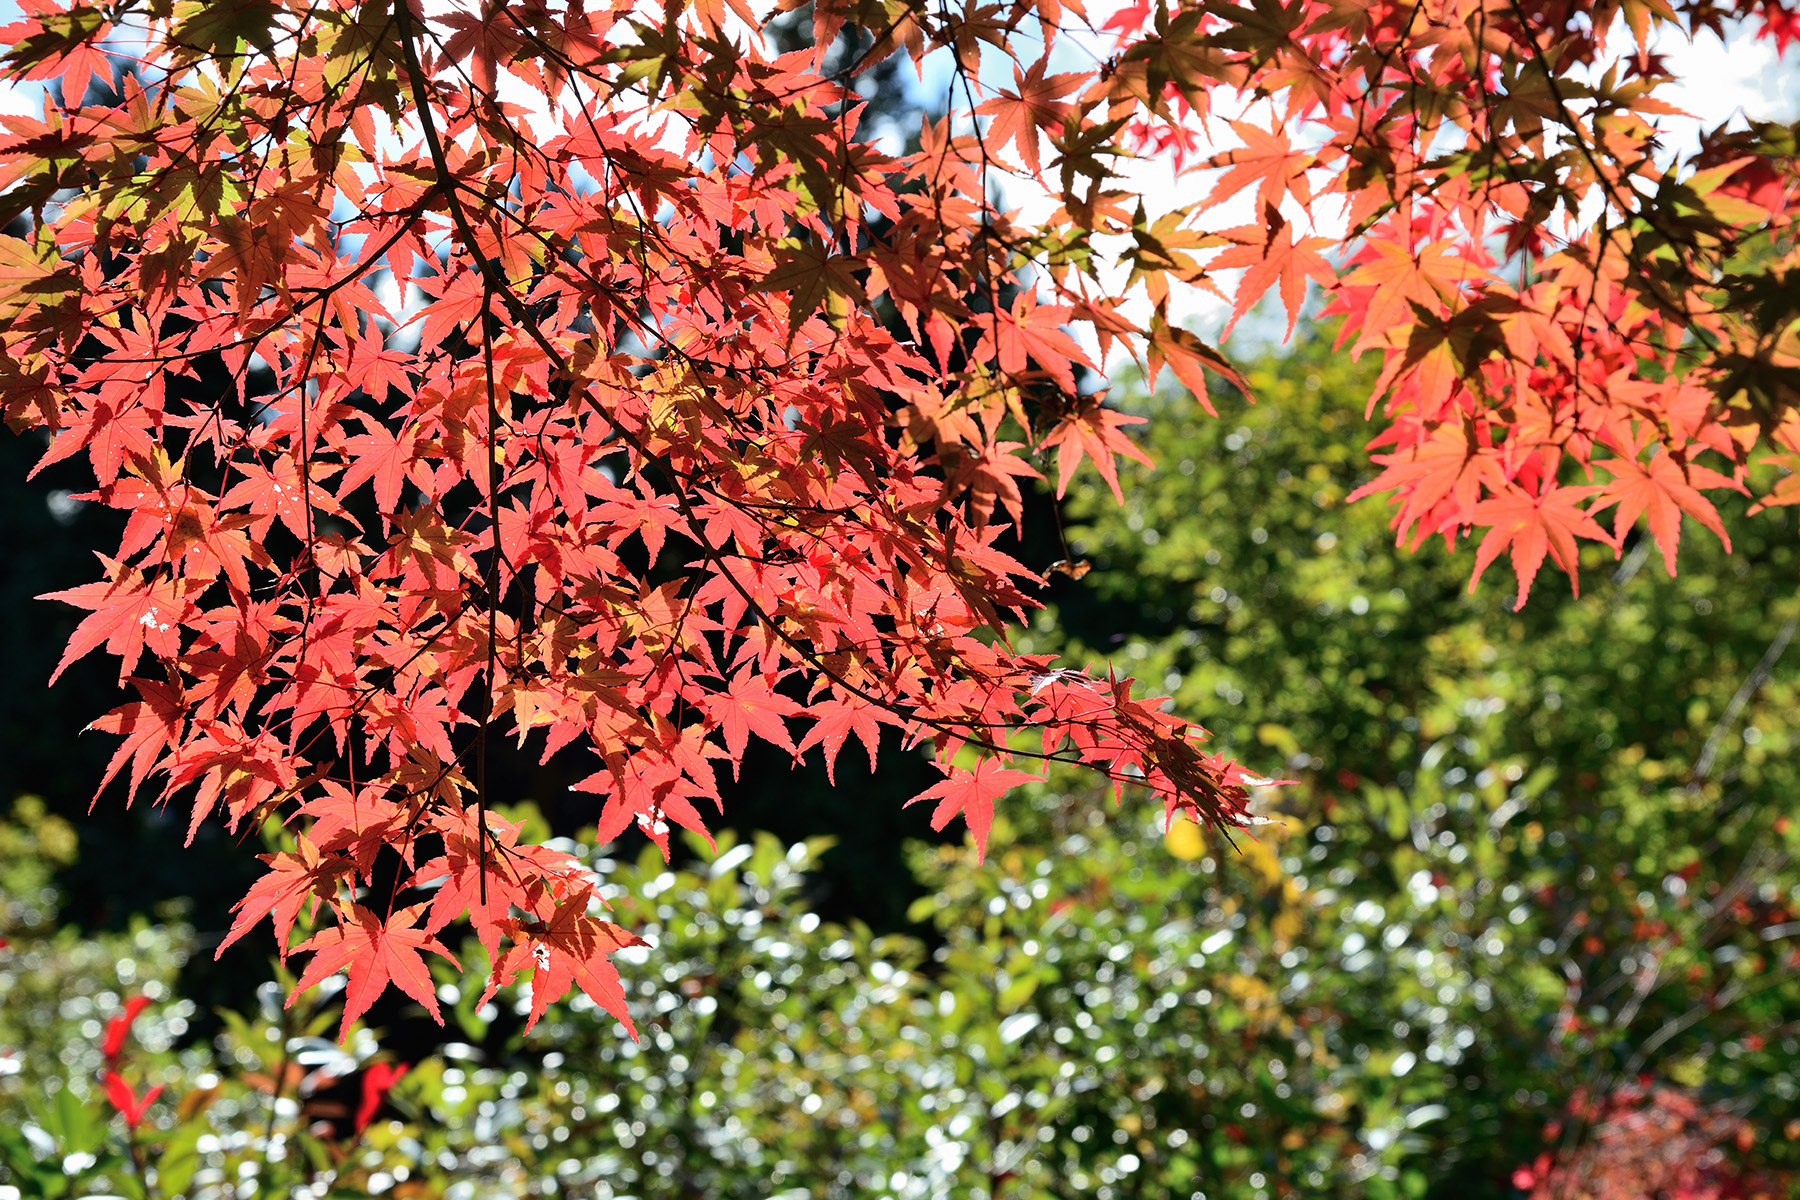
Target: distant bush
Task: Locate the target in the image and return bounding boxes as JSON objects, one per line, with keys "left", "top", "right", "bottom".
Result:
{"left": 5, "top": 791, "right": 1798, "bottom": 1199}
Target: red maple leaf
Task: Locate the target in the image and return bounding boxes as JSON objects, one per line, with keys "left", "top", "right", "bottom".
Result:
{"left": 216, "top": 834, "right": 352, "bottom": 961}
{"left": 410, "top": 809, "right": 573, "bottom": 961}
{"left": 484, "top": 892, "right": 646, "bottom": 1036}
{"left": 292, "top": 903, "right": 460, "bottom": 1041}
{"left": 798, "top": 694, "right": 902, "bottom": 783}
{"left": 906, "top": 758, "right": 1043, "bottom": 859}
{"left": 336, "top": 418, "right": 424, "bottom": 515}
{"left": 702, "top": 672, "right": 802, "bottom": 771}
{"left": 85, "top": 678, "right": 184, "bottom": 807}
{"left": 40, "top": 562, "right": 190, "bottom": 685}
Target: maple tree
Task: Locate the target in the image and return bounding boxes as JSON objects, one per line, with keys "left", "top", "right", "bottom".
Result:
{"left": 5, "top": 0, "right": 1800, "bottom": 1037}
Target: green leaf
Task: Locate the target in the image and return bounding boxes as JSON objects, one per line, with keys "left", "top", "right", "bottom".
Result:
{"left": 759, "top": 237, "right": 863, "bottom": 333}
{"left": 167, "top": 0, "right": 281, "bottom": 64}
{"left": 53, "top": 1082, "right": 97, "bottom": 1154}
{"left": 996, "top": 973, "right": 1039, "bottom": 1013}
{"left": 152, "top": 1123, "right": 205, "bottom": 1198}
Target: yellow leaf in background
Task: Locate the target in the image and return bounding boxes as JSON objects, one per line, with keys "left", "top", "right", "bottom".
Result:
{"left": 1239, "top": 835, "right": 1284, "bottom": 886}
{"left": 1256, "top": 722, "right": 1299, "bottom": 757}
{"left": 1166, "top": 819, "right": 1204, "bottom": 860}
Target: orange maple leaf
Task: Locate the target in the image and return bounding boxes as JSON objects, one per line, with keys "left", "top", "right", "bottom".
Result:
{"left": 1594, "top": 445, "right": 1739, "bottom": 576}
{"left": 1469, "top": 484, "right": 1609, "bottom": 608}
{"left": 976, "top": 56, "right": 1083, "bottom": 175}
{"left": 1201, "top": 121, "right": 1315, "bottom": 212}
{"left": 1038, "top": 397, "right": 1151, "bottom": 502}
{"left": 1341, "top": 237, "right": 1489, "bottom": 354}
{"left": 1209, "top": 205, "right": 1337, "bottom": 339}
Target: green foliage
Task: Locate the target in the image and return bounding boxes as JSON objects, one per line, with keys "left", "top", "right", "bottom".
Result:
{"left": 426, "top": 829, "right": 931, "bottom": 1198}
{"left": 0, "top": 798, "right": 194, "bottom": 1128}
{"left": 1036, "top": 333, "right": 1800, "bottom": 1192}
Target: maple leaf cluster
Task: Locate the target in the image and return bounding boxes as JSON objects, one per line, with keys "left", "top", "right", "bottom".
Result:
{"left": 9, "top": 0, "right": 1800, "bottom": 1037}
{"left": 1100, "top": 0, "right": 1800, "bottom": 607}
{"left": 0, "top": 0, "right": 1264, "bottom": 1032}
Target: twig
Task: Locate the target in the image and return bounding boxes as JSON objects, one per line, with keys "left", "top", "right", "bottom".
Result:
{"left": 1692, "top": 613, "right": 1797, "bottom": 785}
